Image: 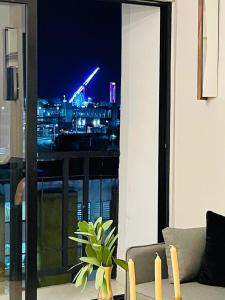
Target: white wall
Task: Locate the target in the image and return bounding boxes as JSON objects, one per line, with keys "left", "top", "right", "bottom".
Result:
{"left": 118, "top": 0, "right": 225, "bottom": 252}
{"left": 118, "top": 4, "right": 160, "bottom": 279}
{"left": 171, "top": 0, "right": 225, "bottom": 228}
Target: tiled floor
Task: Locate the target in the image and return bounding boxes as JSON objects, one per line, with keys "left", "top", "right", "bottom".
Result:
{"left": 0, "top": 280, "right": 125, "bottom": 300}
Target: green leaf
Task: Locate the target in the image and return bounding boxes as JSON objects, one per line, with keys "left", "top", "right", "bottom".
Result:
{"left": 102, "top": 246, "right": 110, "bottom": 265}
{"left": 108, "top": 234, "right": 118, "bottom": 250}
{"left": 107, "top": 234, "right": 115, "bottom": 245}
{"left": 94, "top": 217, "right": 103, "bottom": 229}
{"left": 69, "top": 236, "right": 90, "bottom": 245}
{"left": 81, "top": 273, "right": 88, "bottom": 292}
{"left": 75, "top": 265, "right": 89, "bottom": 287}
{"left": 92, "top": 243, "right": 102, "bottom": 252}
{"left": 89, "top": 222, "right": 95, "bottom": 230}
{"left": 90, "top": 235, "right": 98, "bottom": 246}
{"left": 73, "top": 268, "right": 82, "bottom": 283}
{"left": 74, "top": 264, "right": 92, "bottom": 284}
{"left": 87, "top": 264, "right": 93, "bottom": 277}
{"left": 104, "top": 227, "right": 116, "bottom": 246}
{"left": 88, "top": 223, "right": 96, "bottom": 237}
{"left": 74, "top": 231, "right": 95, "bottom": 237}
{"left": 113, "top": 258, "right": 128, "bottom": 271}
{"left": 68, "top": 261, "right": 83, "bottom": 272}
{"left": 95, "top": 245, "right": 103, "bottom": 263}
{"left": 80, "top": 256, "right": 100, "bottom": 267}
{"left": 106, "top": 246, "right": 115, "bottom": 267}
{"left": 78, "top": 221, "right": 89, "bottom": 232}
{"left": 85, "top": 245, "right": 97, "bottom": 258}
{"left": 75, "top": 272, "right": 84, "bottom": 287}
{"left": 97, "top": 227, "right": 103, "bottom": 241}
{"left": 95, "top": 266, "right": 105, "bottom": 289}
{"left": 102, "top": 220, "right": 113, "bottom": 231}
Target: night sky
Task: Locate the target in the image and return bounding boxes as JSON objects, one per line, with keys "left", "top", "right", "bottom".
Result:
{"left": 38, "top": 0, "right": 121, "bottom": 102}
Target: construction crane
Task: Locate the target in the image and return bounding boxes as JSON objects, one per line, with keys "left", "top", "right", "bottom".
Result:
{"left": 69, "top": 67, "right": 100, "bottom": 105}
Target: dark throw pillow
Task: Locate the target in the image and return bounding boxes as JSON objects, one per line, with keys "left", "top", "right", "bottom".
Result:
{"left": 198, "top": 211, "right": 225, "bottom": 287}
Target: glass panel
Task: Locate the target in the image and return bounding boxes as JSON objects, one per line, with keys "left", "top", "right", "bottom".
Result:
{"left": 37, "top": 0, "right": 121, "bottom": 294}
{"left": 37, "top": 160, "right": 82, "bottom": 289}
{"left": 37, "top": 0, "right": 121, "bottom": 154}
{"left": 37, "top": 175, "right": 65, "bottom": 287}
{"left": 0, "top": 2, "right": 26, "bottom": 300}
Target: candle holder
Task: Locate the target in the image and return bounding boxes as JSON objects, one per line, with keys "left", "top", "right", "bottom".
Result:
{"left": 174, "top": 298, "right": 182, "bottom": 300}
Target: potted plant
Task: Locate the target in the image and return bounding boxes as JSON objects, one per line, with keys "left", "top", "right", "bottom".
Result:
{"left": 69, "top": 217, "right": 128, "bottom": 300}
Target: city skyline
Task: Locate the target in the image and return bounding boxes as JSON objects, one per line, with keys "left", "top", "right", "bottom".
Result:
{"left": 38, "top": 0, "right": 122, "bottom": 102}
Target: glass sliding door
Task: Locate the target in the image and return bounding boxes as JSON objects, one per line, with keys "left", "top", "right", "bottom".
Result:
{"left": 0, "top": 1, "right": 32, "bottom": 299}
{"left": 37, "top": 0, "right": 121, "bottom": 294}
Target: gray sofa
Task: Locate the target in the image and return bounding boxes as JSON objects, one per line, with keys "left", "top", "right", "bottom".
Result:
{"left": 126, "top": 243, "right": 225, "bottom": 300}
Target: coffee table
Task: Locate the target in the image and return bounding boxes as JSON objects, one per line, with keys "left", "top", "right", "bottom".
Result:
{"left": 92, "top": 295, "right": 124, "bottom": 300}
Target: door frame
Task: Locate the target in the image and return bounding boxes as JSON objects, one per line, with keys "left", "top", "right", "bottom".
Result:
{"left": 25, "top": 1, "right": 37, "bottom": 299}
{"left": 0, "top": 0, "right": 37, "bottom": 299}
{"left": 2, "top": 0, "right": 170, "bottom": 299}
{"left": 100, "top": 0, "right": 172, "bottom": 241}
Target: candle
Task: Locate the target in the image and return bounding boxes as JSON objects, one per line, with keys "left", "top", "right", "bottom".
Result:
{"left": 128, "top": 259, "right": 137, "bottom": 300}
{"left": 170, "top": 245, "right": 181, "bottom": 299}
{"left": 155, "top": 254, "right": 163, "bottom": 300}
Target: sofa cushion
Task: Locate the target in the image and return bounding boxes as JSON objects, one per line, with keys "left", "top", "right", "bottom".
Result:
{"left": 198, "top": 211, "right": 225, "bottom": 287}
{"left": 136, "top": 279, "right": 225, "bottom": 300}
{"left": 162, "top": 227, "right": 206, "bottom": 283}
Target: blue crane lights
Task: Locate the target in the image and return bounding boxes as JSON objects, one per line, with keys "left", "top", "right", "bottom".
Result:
{"left": 69, "top": 67, "right": 100, "bottom": 105}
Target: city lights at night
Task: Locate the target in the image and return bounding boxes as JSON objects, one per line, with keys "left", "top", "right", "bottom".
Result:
{"left": 37, "top": 67, "right": 120, "bottom": 152}
{"left": 69, "top": 67, "right": 100, "bottom": 104}
{"left": 38, "top": 0, "right": 121, "bottom": 153}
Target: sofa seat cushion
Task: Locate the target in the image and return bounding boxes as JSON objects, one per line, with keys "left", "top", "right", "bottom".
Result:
{"left": 136, "top": 280, "right": 225, "bottom": 300}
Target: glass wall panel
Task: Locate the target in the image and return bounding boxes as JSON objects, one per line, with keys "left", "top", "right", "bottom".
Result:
{"left": 37, "top": 0, "right": 121, "bottom": 292}
{"left": 36, "top": 159, "right": 85, "bottom": 289}
{"left": 37, "top": 0, "right": 121, "bottom": 154}
{"left": 0, "top": 3, "right": 26, "bottom": 300}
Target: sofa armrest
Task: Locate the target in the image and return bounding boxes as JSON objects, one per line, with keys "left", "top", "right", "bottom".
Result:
{"left": 125, "top": 243, "right": 168, "bottom": 299}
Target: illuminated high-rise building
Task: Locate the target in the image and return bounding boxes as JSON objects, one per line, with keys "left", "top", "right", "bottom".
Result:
{"left": 61, "top": 95, "right": 67, "bottom": 117}
{"left": 110, "top": 82, "right": 116, "bottom": 104}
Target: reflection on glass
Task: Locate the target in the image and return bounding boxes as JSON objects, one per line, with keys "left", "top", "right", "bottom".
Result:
{"left": 0, "top": 2, "right": 26, "bottom": 299}
{"left": 5, "top": 28, "right": 19, "bottom": 101}
{"left": 37, "top": 174, "right": 81, "bottom": 287}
